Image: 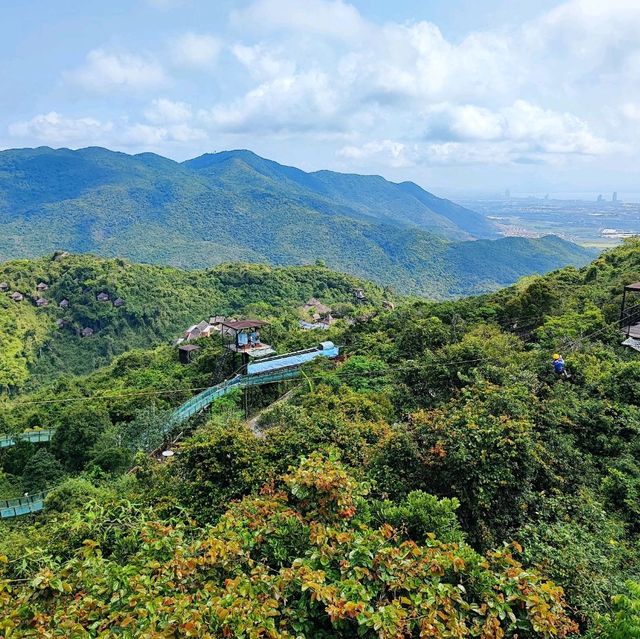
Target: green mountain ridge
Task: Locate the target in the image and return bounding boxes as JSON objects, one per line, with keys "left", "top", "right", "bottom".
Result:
{"left": 0, "top": 146, "right": 595, "bottom": 297}
{"left": 0, "top": 252, "right": 383, "bottom": 391}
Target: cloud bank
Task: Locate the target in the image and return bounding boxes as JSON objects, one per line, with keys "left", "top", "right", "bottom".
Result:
{"left": 6, "top": 0, "right": 640, "bottom": 185}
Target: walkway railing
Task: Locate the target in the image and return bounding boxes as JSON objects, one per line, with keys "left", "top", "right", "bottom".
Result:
{"left": 0, "top": 493, "right": 46, "bottom": 518}
{"left": 1, "top": 344, "right": 339, "bottom": 518}
{"left": 0, "top": 429, "right": 55, "bottom": 448}
{"left": 166, "top": 367, "right": 302, "bottom": 426}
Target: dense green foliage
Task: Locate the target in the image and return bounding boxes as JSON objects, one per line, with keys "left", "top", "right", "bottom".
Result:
{"left": 1, "top": 238, "right": 639, "bottom": 636}
{"left": 0, "top": 455, "right": 578, "bottom": 638}
{"left": 0, "top": 252, "right": 381, "bottom": 390}
{"left": 0, "top": 147, "right": 594, "bottom": 297}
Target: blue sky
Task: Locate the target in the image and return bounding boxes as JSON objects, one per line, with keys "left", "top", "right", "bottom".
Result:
{"left": 1, "top": 0, "right": 639, "bottom": 196}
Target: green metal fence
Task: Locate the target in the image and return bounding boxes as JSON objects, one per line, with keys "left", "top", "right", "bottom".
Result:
{"left": 0, "top": 367, "right": 304, "bottom": 518}
{"left": 0, "top": 493, "right": 46, "bottom": 518}
{"left": 0, "top": 429, "right": 56, "bottom": 448}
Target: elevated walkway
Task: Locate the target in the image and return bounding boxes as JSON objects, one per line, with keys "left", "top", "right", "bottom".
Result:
{"left": 0, "top": 342, "right": 340, "bottom": 518}
{"left": 0, "top": 429, "right": 55, "bottom": 448}
{"left": 0, "top": 493, "right": 45, "bottom": 518}
{"left": 625, "top": 323, "right": 640, "bottom": 339}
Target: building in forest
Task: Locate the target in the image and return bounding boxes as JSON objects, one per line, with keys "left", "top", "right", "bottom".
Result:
{"left": 222, "top": 319, "right": 275, "bottom": 366}
{"left": 178, "top": 344, "right": 200, "bottom": 364}
{"left": 302, "top": 297, "right": 332, "bottom": 318}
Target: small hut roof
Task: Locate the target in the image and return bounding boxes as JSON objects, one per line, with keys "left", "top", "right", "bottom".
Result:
{"left": 222, "top": 319, "right": 269, "bottom": 330}
{"left": 625, "top": 282, "right": 640, "bottom": 292}
{"left": 178, "top": 344, "right": 200, "bottom": 352}
{"left": 36, "top": 282, "right": 48, "bottom": 290}
{"left": 304, "top": 298, "right": 331, "bottom": 315}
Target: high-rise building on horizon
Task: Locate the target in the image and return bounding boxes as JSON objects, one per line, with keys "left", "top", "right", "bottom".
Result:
{"left": 613, "top": 192, "right": 618, "bottom": 202}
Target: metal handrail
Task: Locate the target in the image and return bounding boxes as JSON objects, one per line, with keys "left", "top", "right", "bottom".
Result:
{"left": 0, "top": 428, "right": 56, "bottom": 448}
{"left": 1, "top": 347, "right": 339, "bottom": 518}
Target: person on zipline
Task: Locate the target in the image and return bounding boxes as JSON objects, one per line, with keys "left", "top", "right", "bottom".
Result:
{"left": 552, "top": 353, "right": 570, "bottom": 379}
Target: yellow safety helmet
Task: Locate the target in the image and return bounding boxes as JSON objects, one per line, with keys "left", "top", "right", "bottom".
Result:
{"left": 553, "top": 353, "right": 561, "bottom": 360}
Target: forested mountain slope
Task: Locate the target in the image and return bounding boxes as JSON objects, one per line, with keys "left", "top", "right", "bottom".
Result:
{"left": 0, "top": 252, "right": 383, "bottom": 391}
{"left": 184, "top": 149, "right": 497, "bottom": 239}
{"left": 0, "top": 146, "right": 594, "bottom": 296}
{"left": 1, "top": 241, "right": 639, "bottom": 637}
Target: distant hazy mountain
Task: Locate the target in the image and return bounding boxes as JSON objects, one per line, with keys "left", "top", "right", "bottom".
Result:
{"left": 0, "top": 146, "right": 595, "bottom": 297}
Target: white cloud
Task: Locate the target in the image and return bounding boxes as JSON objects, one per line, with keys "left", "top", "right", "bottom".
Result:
{"left": 7, "top": 110, "right": 206, "bottom": 151}
{"left": 232, "top": 44, "right": 296, "bottom": 80}
{"left": 231, "top": 0, "right": 369, "bottom": 41}
{"left": 203, "top": 71, "right": 341, "bottom": 134}
{"left": 504, "top": 100, "right": 611, "bottom": 155}
{"left": 424, "top": 104, "right": 505, "bottom": 142}
{"left": 8, "top": 112, "right": 114, "bottom": 146}
{"left": 619, "top": 103, "right": 640, "bottom": 122}
{"left": 218, "top": 0, "right": 632, "bottom": 168}
{"left": 423, "top": 101, "right": 612, "bottom": 155}
{"left": 345, "top": 21, "right": 514, "bottom": 104}
{"left": 340, "top": 100, "right": 617, "bottom": 168}
{"left": 216, "top": 2, "right": 516, "bottom": 143}
{"left": 145, "top": 98, "right": 193, "bottom": 124}
{"left": 125, "top": 123, "right": 207, "bottom": 145}
{"left": 172, "top": 33, "right": 221, "bottom": 67}
{"left": 67, "top": 49, "right": 166, "bottom": 92}
{"left": 338, "top": 140, "right": 415, "bottom": 168}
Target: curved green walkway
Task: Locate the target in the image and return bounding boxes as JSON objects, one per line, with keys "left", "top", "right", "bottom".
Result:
{"left": 0, "top": 368, "right": 303, "bottom": 519}
{"left": 168, "top": 367, "right": 301, "bottom": 425}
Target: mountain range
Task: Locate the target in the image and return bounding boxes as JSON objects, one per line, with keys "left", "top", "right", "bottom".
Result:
{"left": 0, "top": 146, "right": 595, "bottom": 297}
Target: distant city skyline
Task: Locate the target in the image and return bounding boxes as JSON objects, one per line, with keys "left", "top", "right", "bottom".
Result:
{"left": 2, "top": 0, "right": 640, "bottom": 195}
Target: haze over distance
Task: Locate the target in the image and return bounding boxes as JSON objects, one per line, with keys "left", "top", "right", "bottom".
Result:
{"left": 459, "top": 192, "right": 640, "bottom": 248}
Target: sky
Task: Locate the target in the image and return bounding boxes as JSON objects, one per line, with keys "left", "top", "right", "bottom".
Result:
{"left": 1, "top": 0, "right": 639, "bottom": 197}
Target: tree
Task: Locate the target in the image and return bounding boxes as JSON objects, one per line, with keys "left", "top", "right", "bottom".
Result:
{"left": 88, "top": 426, "right": 133, "bottom": 474}
{"left": 173, "top": 417, "right": 267, "bottom": 521}
{"left": 0, "top": 455, "right": 578, "bottom": 638}
{"left": 21, "top": 449, "right": 65, "bottom": 492}
{"left": 601, "top": 581, "right": 640, "bottom": 639}
{"left": 51, "top": 405, "right": 112, "bottom": 471}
